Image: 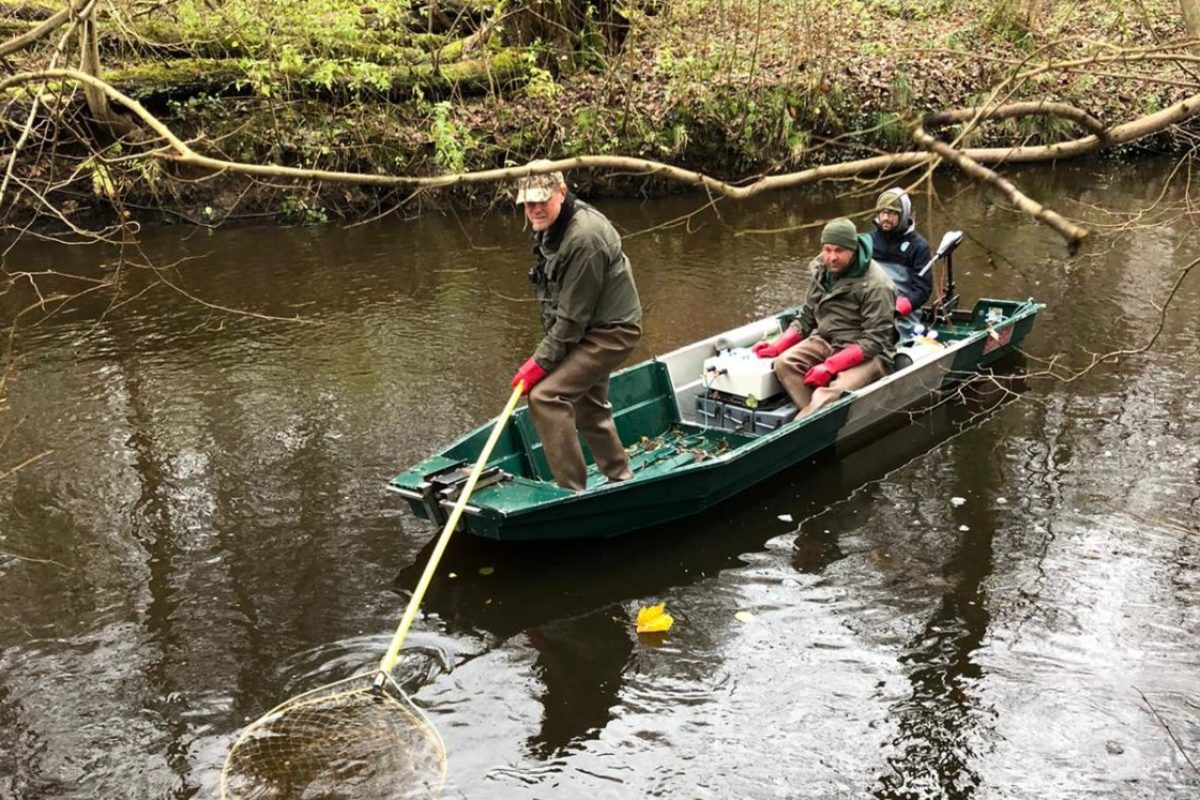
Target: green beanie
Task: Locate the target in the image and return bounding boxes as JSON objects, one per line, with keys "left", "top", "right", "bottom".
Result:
{"left": 820, "top": 217, "right": 858, "bottom": 251}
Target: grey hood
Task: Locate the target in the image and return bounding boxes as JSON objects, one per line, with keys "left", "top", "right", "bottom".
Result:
{"left": 875, "top": 187, "right": 914, "bottom": 233}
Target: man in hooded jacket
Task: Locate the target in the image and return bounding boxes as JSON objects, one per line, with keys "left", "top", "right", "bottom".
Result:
{"left": 752, "top": 218, "right": 897, "bottom": 417}
{"left": 870, "top": 187, "right": 932, "bottom": 340}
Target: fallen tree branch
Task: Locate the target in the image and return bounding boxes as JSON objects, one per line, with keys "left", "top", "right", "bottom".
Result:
{"left": 912, "top": 124, "right": 1090, "bottom": 253}
{"left": 78, "top": 3, "right": 138, "bottom": 138}
{"left": 924, "top": 101, "right": 1109, "bottom": 141}
{"left": 0, "top": 0, "right": 88, "bottom": 58}
{"left": 0, "top": 0, "right": 90, "bottom": 208}
{"left": 6, "top": 69, "right": 1200, "bottom": 252}
{"left": 945, "top": 91, "right": 1200, "bottom": 163}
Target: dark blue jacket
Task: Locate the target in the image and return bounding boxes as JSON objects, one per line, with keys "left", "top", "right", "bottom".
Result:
{"left": 870, "top": 220, "right": 932, "bottom": 308}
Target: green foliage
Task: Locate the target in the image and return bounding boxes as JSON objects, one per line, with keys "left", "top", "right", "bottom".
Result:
{"left": 576, "top": 3, "right": 611, "bottom": 71}
{"left": 872, "top": 0, "right": 948, "bottom": 19}
{"left": 237, "top": 57, "right": 278, "bottom": 96}
{"left": 430, "top": 101, "right": 473, "bottom": 172}
{"left": 280, "top": 194, "right": 329, "bottom": 224}
{"left": 522, "top": 49, "right": 561, "bottom": 100}
{"left": 977, "top": 0, "right": 1043, "bottom": 47}
{"left": 873, "top": 111, "right": 909, "bottom": 149}
{"left": 1004, "top": 109, "right": 1077, "bottom": 145}
{"left": 85, "top": 158, "right": 117, "bottom": 202}
{"left": 174, "top": 0, "right": 374, "bottom": 54}
{"left": 655, "top": 46, "right": 722, "bottom": 108}
{"left": 658, "top": 83, "right": 827, "bottom": 170}
{"left": 170, "top": 0, "right": 416, "bottom": 100}
{"left": 667, "top": 122, "right": 691, "bottom": 156}
{"left": 891, "top": 72, "right": 914, "bottom": 113}
{"left": 1097, "top": 4, "right": 1133, "bottom": 40}
{"left": 569, "top": 107, "right": 620, "bottom": 154}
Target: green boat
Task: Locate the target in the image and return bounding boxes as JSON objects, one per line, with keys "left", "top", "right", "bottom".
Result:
{"left": 388, "top": 233, "right": 1043, "bottom": 541}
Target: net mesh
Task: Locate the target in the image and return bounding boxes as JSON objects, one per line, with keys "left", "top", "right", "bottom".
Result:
{"left": 221, "top": 672, "right": 446, "bottom": 800}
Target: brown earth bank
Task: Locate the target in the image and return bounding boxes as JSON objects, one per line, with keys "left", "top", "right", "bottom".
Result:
{"left": 1, "top": 0, "right": 1197, "bottom": 229}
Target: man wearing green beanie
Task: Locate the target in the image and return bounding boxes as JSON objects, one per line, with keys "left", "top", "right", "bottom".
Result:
{"left": 752, "top": 217, "right": 898, "bottom": 417}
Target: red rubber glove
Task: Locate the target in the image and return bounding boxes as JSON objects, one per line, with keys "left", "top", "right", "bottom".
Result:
{"left": 751, "top": 326, "right": 802, "bottom": 358}
{"left": 803, "top": 344, "right": 865, "bottom": 388}
{"left": 511, "top": 357, "right": 547, "bottom": 395}
{"left": 895, "top": 296, "right": 913, "bottom": 316}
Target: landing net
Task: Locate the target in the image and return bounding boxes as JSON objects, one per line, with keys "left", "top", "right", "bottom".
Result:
{"left": 220, "top": 385, "right": 524, "bottom": 799}
{"left": 221, "top": 671, "right": 446, "bottom": 800}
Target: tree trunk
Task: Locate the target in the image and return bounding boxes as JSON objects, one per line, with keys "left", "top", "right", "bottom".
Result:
{"left": 1183, "top": 0, "right": 1200, "bottom": 52}
{"left": 507, "top": 0, "right": 629, "bottom": 69}
{"left": 97, "top": 51, "right": 528, "bottom": 104}
{"left": 78, "top": 12, "right": 139, "bottom": 137}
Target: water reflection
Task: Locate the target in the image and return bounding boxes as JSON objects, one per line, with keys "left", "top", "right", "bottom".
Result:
{"left": 395, "top": 377, "right": 1025, "bottom": 769}
{"left": 1, "top": 158, "right": 1199, "bottom": 799}
{"left": 524, "top": 609, "right": 631, "bottom": 758}
{"left": 872, "top": 471, "right": 997, "bottom": 799}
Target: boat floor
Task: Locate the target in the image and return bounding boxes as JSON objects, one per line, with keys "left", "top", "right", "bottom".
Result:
{"left": 458, "top": 423, "right": 754, "bottom": 511}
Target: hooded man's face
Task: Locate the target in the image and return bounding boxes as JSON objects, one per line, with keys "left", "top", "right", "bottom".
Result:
{"left": 877, "top": 209, "right": 901, "bottom": 232}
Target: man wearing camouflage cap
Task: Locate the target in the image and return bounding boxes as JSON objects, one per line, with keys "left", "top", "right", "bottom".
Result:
{"left": 870, "top": 187, "right": 932, "bottom": 340}
{"left": 752, "top": 217, "right": 897, "bottom": 416}
{"left": 510, "top": 161, "right": 643, "bottom": 491}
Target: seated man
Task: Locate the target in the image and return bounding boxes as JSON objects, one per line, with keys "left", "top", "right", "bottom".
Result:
{"left": 752, "top": 218, "right": 897, "bottom": 417}
{"left": 870, "top": 187, "right": 932, "bottom": 341}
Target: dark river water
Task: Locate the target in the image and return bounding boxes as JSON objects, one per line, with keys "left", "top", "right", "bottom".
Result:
{"left": 1, "top": 158, "right": 1197, "bottom": 799}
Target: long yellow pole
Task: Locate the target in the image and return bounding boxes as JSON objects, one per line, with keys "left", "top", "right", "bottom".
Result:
{"left": 375, "top": 384, "right": 525, "bottom": 686}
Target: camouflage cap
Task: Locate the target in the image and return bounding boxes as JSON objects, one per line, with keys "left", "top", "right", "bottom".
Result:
{"left": 876, "top": 188, "right": 905, "bottom": 214}
{"left": 515, "top": 161, "right": 567, "bottom": 204}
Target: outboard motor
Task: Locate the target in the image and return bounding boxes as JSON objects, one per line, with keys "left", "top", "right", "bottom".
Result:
{"left": 919, "top": 230, "right": 964, "bottom": 326}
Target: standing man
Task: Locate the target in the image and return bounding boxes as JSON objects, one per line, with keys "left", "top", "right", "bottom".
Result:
{"left": 752, "top": 218, "right": 897, "bottom": 417}
{"left": 870, "top": 187, "right": 932, "bottom": 341}
{"left": 510, "top": 162, "right": 643, "bottom": 491}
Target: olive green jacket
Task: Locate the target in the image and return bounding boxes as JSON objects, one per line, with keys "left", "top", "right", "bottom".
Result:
{"left": 788, "top": 233, "right": 898, "bottom": 367}
{"left": 530, "top": 198, "right": 642, "bottom": 368}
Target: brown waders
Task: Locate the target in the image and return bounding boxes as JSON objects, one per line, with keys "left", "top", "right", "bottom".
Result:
{"left": 528, "top": 323, "right": 642, "bottom": 491}
{"left": 773, "top": 335, "right": 888, "bottom": 418}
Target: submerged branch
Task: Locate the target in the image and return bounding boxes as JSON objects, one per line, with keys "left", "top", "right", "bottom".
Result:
{"left": 0, "top": 448, "right": 53, "bottom": 481}
{"left": 1136, "top": 687, "right": 1200, "bottom": 776}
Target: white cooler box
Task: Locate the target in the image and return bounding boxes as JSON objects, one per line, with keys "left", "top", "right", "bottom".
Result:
{"left": 702, "top": 350, "right": 783, "bottom": 402}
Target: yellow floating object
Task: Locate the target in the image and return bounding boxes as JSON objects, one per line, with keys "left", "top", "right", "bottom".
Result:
{"left": 734, "top": 611, "right": 754, "bottom": 623}
{"left": 636, "top": 603, "right": 674, "bottom": 633}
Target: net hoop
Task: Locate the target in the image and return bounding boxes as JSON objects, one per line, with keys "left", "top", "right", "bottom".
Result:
{"left": 220, "top": 671, "right": 447, "bottom": 800}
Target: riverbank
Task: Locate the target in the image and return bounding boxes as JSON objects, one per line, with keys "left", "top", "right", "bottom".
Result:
{"left": 2, "top": 0, "right": 1195, "bottom": 226}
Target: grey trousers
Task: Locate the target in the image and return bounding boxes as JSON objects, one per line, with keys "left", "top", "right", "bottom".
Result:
{"left": 773, "top": 335, "right": 889, "bottom": 418}
{"left": 529, "top": 323, "right": 641, "bottom": 491}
